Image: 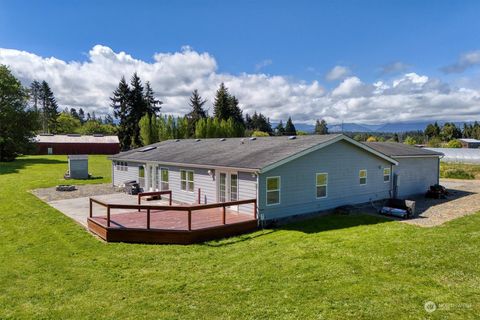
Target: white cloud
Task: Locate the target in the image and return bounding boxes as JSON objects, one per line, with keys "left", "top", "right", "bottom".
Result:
{"left": 1, "top": 45, "right": 480, "bottom": 125}
{"left": 442, "top": 50, "right": 480, "bottom": 73}
{"left": 254, "top": 59, "right": 272, "bottom": 71}
{"left": 325, "top": 65, "right": 350, "bottom": 81}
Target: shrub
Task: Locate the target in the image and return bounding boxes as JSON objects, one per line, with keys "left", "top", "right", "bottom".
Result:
{"left": 441, "top": 168, "right": 474, "bottom": 179}
{"left": 366, "top": 136, "right": 377, "bottom": 142}
{"left": 446, "top": 139, "right": 462, "bottom": 148}
{"left": 251, "top": 130, "right": 270, "bottom": 137}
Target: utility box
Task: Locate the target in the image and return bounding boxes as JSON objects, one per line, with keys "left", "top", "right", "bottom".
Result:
{"left": 67, "top": 155, "right": 89, "bottom": 179}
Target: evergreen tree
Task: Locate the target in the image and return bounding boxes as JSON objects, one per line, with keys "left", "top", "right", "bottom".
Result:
{"left": 110, "top": 76, "right": 131, "bottom": 150}
{"left": 213, "top": 83, "right": 231, "bottom": 121}
{"left": 104, "top": 114, "right": 114, "bottom": 125}
{"left": 285, "top": 117, "right": 297, "bottom": 136}
{"left": 186, "top": 89, "right": 207, "bottom": 136}
{"left": 70, "top": 108, "right": 80, "bottom": 121}
{"left": 39, "top": 81, "right": 59, "bottom": 133}
{"left": 128, "top": 72, "right": 147, "bottom": 148}
{"left": 78, "top": 108, "right": 85, "bottom": 124}
{"left": 228, "top": 95, "right": 244, "bottom": 125}
{"left": 314, "top": 119, "right": 328, "bottom": 134}
{"left": 29, "top": 80, "right": 41, "bottom": 113}
{"left": 144, "top": 81, "right": 162, "bottom": 117}
{"left": 275, "top": 120, "right": 285, "bottom": 136}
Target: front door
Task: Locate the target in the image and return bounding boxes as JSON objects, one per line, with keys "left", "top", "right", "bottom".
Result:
{"left": 218, "top": 172, "right": 239, "bottom": 211}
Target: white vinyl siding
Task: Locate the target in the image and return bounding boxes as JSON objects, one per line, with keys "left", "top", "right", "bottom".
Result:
{"left": 266, "top": 176, "right": 280, "bottom": 206}
{"left": 316, "top": 173, "right": 328, "bottom": 198}
{"left": 180, "top": 170, "right": 194, "bottom": 192}
{"left": 359, "top": 169, "right": 367, "bottom": 185}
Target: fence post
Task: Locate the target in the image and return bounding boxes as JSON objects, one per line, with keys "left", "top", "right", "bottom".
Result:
{"left": 107, "top": 205, "right": 111, "bottom": 227}
{"left": 89, "top": 199, "right": 92, "bottom": 218}
{"left": 188, "top": 209, "right": 192, "bottom": 231}
{"left": 222, "top": 205, "right": 226, "bottom": 224}
{"left": 169, "top": 191, "right": 172, "bottom": 206}
{"left": 198, "top": 188, "right": 201, "bottom": 204}
{"left": 138, "top": 194, "right": 141, "bottom": 212}
{"left": 147, "top": 208, "right": 150, "bottom": 230}
{"left": 253, "top": 199, "right": 257, "bottom": 219}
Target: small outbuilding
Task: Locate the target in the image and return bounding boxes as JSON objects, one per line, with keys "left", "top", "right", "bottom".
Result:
{"left": 459, "top": 138, "right": 480, "bottom": 149}
{"left": 67, "top": 155, "right": 89, "bottom": 179}
{"left": 366, "top": 142, "right": 443, "bottom": 198}
{"left": 35, "top": 134, "right": 120, "bottom": 155}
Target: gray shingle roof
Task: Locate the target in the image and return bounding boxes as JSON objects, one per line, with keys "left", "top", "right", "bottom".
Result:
{"left": 365, "top": 142, "right": 443, "bottom": 157}
{"left": 112, "top": 134, "right": 345, "bottom": 170}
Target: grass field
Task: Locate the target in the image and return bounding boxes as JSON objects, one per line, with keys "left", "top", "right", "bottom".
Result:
{"left": 440, "top": 162, "right": 480, "bottom": 180}
{"left": 1, "top": 155, "right": 480, "bottom": 319}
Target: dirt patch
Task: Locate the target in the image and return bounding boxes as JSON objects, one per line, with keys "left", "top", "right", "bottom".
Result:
{"left": 401, "top": 179, "right": 480, "bottom": 227}
{"left": 31, "top": 183, "right": 123, "bottom": 202}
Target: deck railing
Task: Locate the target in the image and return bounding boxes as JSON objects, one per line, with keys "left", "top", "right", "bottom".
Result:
{"left": 137, "top": 190, "right": 172, "bottom": 211}
{"left": 89, "top": 196, "right": 257, "bottom": 231}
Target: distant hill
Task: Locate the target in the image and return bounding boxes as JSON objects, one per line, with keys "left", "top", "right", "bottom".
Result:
{"left": 279, "top": 121, "right": 469, "bottom": 134}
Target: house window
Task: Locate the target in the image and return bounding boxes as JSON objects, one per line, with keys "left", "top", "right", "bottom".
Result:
{"left": 124, "top": 162, "right": 128, "bottom": 171}
{"left": 161, "top": 168, "right": 169, "bottom": 190}
{"left": 383, "top": 168, "right": 391, "bottom": 182}
{"left": 316, "top": 173, "right": 328, "bottom": 198}
{"left": 266, "top": 176, "right": 280, "bottom": 205}
{"left": 139, "top": 166, "right": 145, "bottom": 178}
{"left": 359, "top": 169, "right": 367, "bottom": 185}
{"left": 181, "top": 170, "right": 194, "bottom": 192}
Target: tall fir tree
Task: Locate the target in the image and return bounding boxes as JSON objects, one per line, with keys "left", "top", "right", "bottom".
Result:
{"left": 128, "top": 72, "right": 147, "bottom": 148}
{"left": 186, "top": 89, "right": 207, "bottom": 136}
{"left": 110, "top": 76, "right": 131, "bottom": 150}
{"left": 285, "top": 117, "right": 297, "bottom": 136}
{"left": 213, "top": 83, "right": 231, "bottom": 121}
{"left": 144, "top": 81, "right": 162, "bottom": 117}
{"left": 78, "top": 108, "right": 85, "bottom": 124}
{"left": 275, "top": 120, "right": 285, "bottom": 136}
{"left": 39, "top": 81, "right": 59, "bottom": 133}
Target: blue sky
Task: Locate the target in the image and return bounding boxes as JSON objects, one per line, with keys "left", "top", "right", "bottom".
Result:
{"left": 1, "top": 0, "right": 480, "bottom": 124}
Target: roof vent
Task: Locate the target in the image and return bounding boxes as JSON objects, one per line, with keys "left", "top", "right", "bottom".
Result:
{"left": 219, "top": 138, "right": 226, "bottom": 141}
{"left": 288, "top": 136, "right": 296, "bottom": 140}
{"left": 139, "top": 146, "right": 156, "bottom": 152}
{"left": 249, "top": 137, "right": 256, "bottom": 141}
{"left": 241, "top": 138, "right": 245, "bottom": 144}
{"left": 67, "top": 133, "right": 81, "bottom": 137}
{"left": 93, "top": 134, "right": 104, "bottom": 137}
{"left": 175, "top": 139, "right": 180, "bottom": 142}
{"left": 195, "top": 139, "right": 201, "bottom": 142}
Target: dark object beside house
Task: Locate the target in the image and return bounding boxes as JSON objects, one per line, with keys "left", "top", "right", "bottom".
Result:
{"left": 124, "top": 181, "right": 142, "bottom": 195}
{"left": 381, "top": 198, "right": 416, "bottom": 219}
{"left": 334, "top": 205, "right": 355, "bottom": 215}
{"left": 425, "top": 184, "right": 449, "bottom": 199}
{"left": 56, "top": 185, "right": 76, "bottom": 192}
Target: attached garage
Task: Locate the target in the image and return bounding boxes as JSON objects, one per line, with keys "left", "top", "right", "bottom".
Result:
{"left": 367, "top": 142, "right": 443, "bottom": 198}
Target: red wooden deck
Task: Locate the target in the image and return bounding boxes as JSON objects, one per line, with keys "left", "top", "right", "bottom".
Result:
{"left": 87, "top": 194, "right": 258, "bottom": 244}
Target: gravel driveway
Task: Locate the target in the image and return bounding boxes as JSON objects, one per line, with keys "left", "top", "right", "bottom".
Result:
{"left": 401, "top": 178, "right": 480, "bottom": 227}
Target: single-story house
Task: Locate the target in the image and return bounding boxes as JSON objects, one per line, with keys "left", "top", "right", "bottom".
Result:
{"left": 110, "top": 135, "right": 442, "bottom": 222}
{"left": 35, "top": 134, "right": 120, "bottom": 155}
{"left": 459, "top": 138, "right": 480, "bottom": 149}
{"left": 366, "top": 142, "right": 443, "bottom": 198}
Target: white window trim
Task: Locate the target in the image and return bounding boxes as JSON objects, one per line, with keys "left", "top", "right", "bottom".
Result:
{"left": 383, "top": 167, "right": 391, "bottom": 183}
{"left": 180, "top": 169, "right": 194, "bottom": 193}
{"left": 266, "top": 176, "right": 281, "bottom": 206}
{"left": 160, "top": 167, "right": 169, "bottom": 190}
{"left": 359, "top": 169, "right": 367, "bottom": 186}
{"left": 316, "top": 172, "right": 328, "bottom": 199}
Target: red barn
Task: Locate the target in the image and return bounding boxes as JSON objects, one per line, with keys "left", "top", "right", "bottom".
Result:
{"left": 35, "top": 134, "right": 120, "bottom": 155}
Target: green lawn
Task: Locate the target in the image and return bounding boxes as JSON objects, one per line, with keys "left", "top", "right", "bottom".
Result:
{"left": 1, "top": 155, "right": 479, "bottom": 319}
